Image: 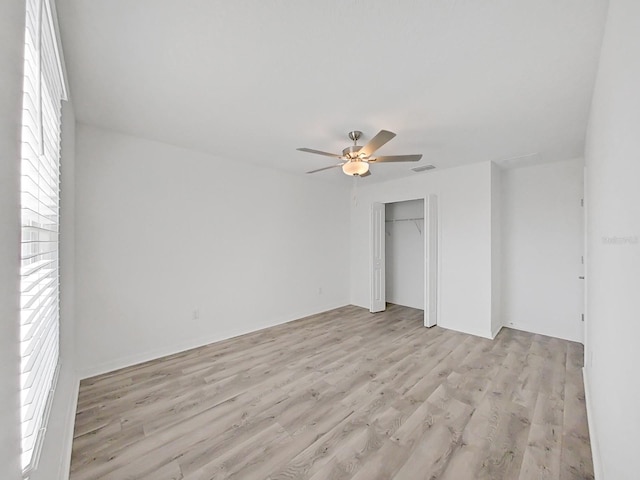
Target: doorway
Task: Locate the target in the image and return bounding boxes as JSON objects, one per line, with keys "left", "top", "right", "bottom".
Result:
{"left": 386, "top": 199, "right": 424, "bottom": 310}
{"left": 370, "top": 195, "right": 438, "bottom": 327}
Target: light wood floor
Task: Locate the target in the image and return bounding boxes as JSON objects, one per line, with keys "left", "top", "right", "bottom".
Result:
{"left": 70, "top": 304, "right": 594, "bottom": 480}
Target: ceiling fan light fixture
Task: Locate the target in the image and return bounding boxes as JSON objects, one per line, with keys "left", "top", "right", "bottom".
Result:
{"left": 342, "top": 160, "right": 369, "bottom": 176}
{"left": 299, "top": 129, "right": 422, "bottom": 178}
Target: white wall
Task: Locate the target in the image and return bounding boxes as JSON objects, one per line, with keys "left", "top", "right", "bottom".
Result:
{"left": 74, "top": 124, "right": 351, "bottom": 377}
{"left": 584, "top": 0, "right": 640, "bottom": 478}
{"left": 385, "top": 199, "right": 424, "bottom": 310}
{"left": 501, "top": 158, "right": 585, "bottom": 342}
{"left": 350, "top": 161, "right": 496, "bottom": 339}
{"left": 0, "top": 2, "right": 26, "bottom": 478}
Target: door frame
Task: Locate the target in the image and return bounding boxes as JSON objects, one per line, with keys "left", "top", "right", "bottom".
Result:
{"left": 582, "top": 166, "right": 588, "bottom": 358}
{"left": 369, "top": 195, "right": 439, "bottom": 327}
{"left": 424, "top": 194, "right": 439, "bottom": 327}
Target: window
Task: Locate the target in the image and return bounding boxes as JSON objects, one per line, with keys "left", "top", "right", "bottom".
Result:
{"left": 19, "top": 0, "right": 67, "bottom": 475}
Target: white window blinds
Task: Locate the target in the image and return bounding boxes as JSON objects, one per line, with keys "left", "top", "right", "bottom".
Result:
{"left": 20, "top": 0, "right": 67, "bottom": 474}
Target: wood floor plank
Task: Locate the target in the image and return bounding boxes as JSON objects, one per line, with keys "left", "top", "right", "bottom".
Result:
{"left": 391, "top": 397, "right": 474, "bottom": 480}
{"left": 519, "top": 423, "right": 562, "bottom": 480}
{"left": 70, "top": 304, "right": 594, "bottom": 480}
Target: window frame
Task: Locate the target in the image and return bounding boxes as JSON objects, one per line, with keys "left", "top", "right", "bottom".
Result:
{"left": 19, "top": 0, "right": 67, "bottom": 476}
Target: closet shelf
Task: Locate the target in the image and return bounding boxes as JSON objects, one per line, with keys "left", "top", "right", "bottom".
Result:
{"left": 385, "top": 217, "right": 424, "bottom": 234}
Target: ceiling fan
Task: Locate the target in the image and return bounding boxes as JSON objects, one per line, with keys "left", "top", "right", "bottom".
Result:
{"left": 297, "top": 130, "right": 422, "bottom": 177}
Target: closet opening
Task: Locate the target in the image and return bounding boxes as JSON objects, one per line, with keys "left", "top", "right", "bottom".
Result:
{"left": 370, "top": 196, "right": 438, "bottom": 327}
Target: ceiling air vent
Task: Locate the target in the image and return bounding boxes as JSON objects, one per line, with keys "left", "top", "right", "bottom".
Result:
{"left": 412, "top": 165, "right": 435, "bottom": 173}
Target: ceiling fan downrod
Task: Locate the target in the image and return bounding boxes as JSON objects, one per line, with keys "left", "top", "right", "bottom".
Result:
{"left": 344, "top": 131, "right": 364, "bottom": 159}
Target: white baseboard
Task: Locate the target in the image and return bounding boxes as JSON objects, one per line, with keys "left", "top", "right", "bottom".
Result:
{"left": 78, "top": 303, "right": 350, "bottom": 379}
{"left": 505, "top": 321, "right": 583, "bottom": 343}
{"left": 491, "top": 324, "right": 504, "bottom": 339}
{"left": 78, "top": 331, "right": 247, "bottom": 379}
{"left": 438, "top": 323, "right": 494, "bottom": 340}
{"left": 583, "top": 366, "right": 603, "bottom": 479}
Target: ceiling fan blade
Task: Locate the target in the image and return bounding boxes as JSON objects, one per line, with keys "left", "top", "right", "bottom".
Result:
{"left": 297, "top": 147, "right": 343, "bottom": 158}
{"left": 371, "top": 154, "right": 423, "bottom": 163}
{"left": 306, "top": 163, "right": 345, "bottom": 174}
{"left": 359, "top": 130, "right": 396, "bottom": 157}
{"left": 359, "top": 170, "right": 372, "bottom": 177}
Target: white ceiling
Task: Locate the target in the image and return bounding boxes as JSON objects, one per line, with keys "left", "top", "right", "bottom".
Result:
{"left": 56, "top": 0, "right": 608, "bottom": 183}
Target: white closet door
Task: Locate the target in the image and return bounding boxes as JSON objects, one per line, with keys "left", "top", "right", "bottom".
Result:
{"left": 425, "top": 195, "right": 438, "bottom": 327}
{"left": 370, "top": 202, "right": 386, "bottom": 313}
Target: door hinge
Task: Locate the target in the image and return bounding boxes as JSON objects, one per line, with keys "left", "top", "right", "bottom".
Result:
{"left": 581, "top": 198, "right": 584, "bottom": 207}
{"left": 581, "top": 313, "right": 585, "bottom": 322}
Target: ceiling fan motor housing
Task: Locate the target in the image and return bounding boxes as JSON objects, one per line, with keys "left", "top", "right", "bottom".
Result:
{"left": 342, "top": 145, "right": 364, "bottom": 159}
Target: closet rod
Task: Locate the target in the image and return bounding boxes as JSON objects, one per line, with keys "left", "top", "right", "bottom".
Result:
{"left": 385, "top": 217, "right": 424, "bottom": 222}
